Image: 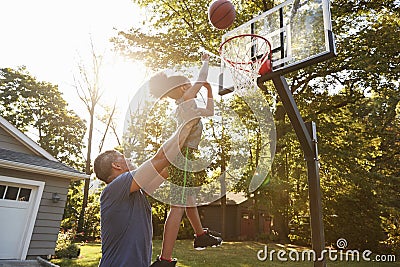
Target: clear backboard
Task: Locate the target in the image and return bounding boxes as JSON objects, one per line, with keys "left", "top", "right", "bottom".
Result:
{"left": 219, "top": 0, "right": 336, "bottom": 95}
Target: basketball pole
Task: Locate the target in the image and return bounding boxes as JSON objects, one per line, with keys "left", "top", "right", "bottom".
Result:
{"left": 258, "top": 75, "right": 326, "bottom": 267}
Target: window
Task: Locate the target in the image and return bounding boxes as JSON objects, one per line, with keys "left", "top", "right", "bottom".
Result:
{"left": 5, "top": 186, "right": 19, "bottom": 200}
{"left": 0, "top": 184, "right": 32, "bottom": 202}
{"left": 19, "top": 188, "right": 31, "bottom": 201}
{"left": 0, "top": 185, "right": 5, "bottom": 198}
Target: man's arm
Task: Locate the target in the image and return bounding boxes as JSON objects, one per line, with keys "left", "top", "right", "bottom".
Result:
{"left": 150, "top": 120, "right": 196, "bottom": 172}
{"left": 130, "top": 119, "right": 197, "bottom": 192}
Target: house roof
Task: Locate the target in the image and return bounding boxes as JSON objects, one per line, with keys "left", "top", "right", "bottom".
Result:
{"left": 0, "top": 116, "right": 87, "bottom": 180}
{"left": 206, "top": 192, "right": 248, "bottom": 206}
{"left": 0, "top": 148, "right": 81, "bottom": 173}
{"left": 226, "top": 192, "right": 248, "bottom": 204}
{"left": 0, "top": 148, "right": 88, "bottom": 180}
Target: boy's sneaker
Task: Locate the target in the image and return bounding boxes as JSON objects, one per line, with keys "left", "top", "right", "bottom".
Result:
{"left": 203, "top": 228, "right": 222, "bottom": 238}
{"left": 150, "top": 256, "right": 177, "bottom": 267}
{"left": 194, "top": 230, "right": 223, "bottom": 250}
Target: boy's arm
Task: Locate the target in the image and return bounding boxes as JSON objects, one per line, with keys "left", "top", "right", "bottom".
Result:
{"left": 182, "top": 54, "right": 209, "bottom": 101}
{"left": 197, "top": 82, "right": 214, "bottom": 117}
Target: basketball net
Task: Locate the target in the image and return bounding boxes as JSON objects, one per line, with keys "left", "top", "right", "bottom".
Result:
{"left": 219, "top": 34, "right": 272, "bottom": 92}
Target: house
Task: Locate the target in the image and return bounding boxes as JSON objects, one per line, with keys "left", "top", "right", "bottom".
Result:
{"left": 0, "top": 116, "right": 87, "bottom": 263}
{"left": 198, "top": 192, "right": 272, "bottom": 241}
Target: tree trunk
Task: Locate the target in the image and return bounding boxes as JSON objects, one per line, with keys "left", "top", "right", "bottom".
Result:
{"left": 273, "top": 212, "right": 290, "bottom": 243}
{"left": 254, "top": 194, "right": 260, "bottom": 239}
{"left": 221, "top": 163, "right": 227, "bottom": 239}
{"left": 78, "top": 107, "right": 94, "bottom": 233}
{"left": 221, "top": 195, "right": 226, "bottom": 239}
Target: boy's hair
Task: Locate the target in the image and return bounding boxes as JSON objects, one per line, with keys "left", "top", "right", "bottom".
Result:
{"left": 94, "top": 150, "right": 120, "bottom": 183}
{"left": 149, "top": 72, "right": 190, "bottom": 99}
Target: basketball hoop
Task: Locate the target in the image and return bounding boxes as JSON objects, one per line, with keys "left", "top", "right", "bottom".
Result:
{"left": 219, "top": 34, "right": 272, "bottom": 91}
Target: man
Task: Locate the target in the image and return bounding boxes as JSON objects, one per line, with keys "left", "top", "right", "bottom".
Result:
{"left": 94, "top": 110, "right": 200, "bottom": 267}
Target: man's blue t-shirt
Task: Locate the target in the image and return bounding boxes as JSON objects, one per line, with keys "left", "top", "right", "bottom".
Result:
{"left": 99, "top": 171, "right": 152, "bottom": 267}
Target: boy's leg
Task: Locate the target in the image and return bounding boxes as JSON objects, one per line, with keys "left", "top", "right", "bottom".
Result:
{"left": 185, "top": 196, "right": 221, "bottom": 236}
{"left": 185, "top": 197, "right": 223, "bottom": 250}
{"left": 185, "top": 206, "right": 205, "bottom": 236}
{"left": 161, "top": 206, "right": 185, "bottom": 260}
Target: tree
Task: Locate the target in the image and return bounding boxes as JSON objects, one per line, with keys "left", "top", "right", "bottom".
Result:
{"left": 111, "top": 1, "right": 269, "bottom": 69}
{"left": 74, "top": 41, "right": 103, "bottom": 233}
{"left": 0, "top": 67, "right": 86, "bottom": 169}
{"left": 98, "top": 103, "right": 121, "bottom": 151}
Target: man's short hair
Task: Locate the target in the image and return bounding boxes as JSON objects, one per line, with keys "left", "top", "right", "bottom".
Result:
{"left": 94, "top": 150, "right": 120, "bottom": 183}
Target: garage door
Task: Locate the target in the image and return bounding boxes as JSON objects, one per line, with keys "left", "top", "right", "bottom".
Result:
{"left": 0, "top": 177, "right": 44, "bottom": 260}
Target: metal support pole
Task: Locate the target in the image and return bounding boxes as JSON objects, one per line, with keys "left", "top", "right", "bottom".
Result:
{"left": 258, "top": 75, "right": 326, "bottom": 267}
{"left": 305, "top": 121, "right": 326, "bottom": 267}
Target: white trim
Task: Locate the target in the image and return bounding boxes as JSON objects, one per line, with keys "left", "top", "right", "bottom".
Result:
{"left": 0, "top": 116, "right": 57, "bottom": 161}
{"left": 0, "top": 176, "right": 45, "bottom": 260}
{"left": 223, "top": 0, "right": 296, "bottom": 38}
{"left": 0, "top": 159, "right": 88, "bottom": 181}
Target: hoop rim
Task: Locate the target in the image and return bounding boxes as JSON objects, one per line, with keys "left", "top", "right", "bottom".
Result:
{"left": 219, "top": 33, "right": 272, "bottom": 66}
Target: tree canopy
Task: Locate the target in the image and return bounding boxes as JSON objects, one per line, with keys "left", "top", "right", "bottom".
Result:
{"left": 0, "top": 67, "right": 86, "bottom": 169}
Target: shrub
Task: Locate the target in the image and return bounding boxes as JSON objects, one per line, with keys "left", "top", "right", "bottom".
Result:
{"left": 55, "top": 230, "right": 81, "bottom": 259}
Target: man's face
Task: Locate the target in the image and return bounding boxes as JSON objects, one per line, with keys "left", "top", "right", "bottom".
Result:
{"left": 114, "top": 152, "right": 136, "bottom": 173}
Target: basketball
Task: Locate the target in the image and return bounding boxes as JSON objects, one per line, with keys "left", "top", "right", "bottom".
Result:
{"left": 208, "top": 0, "right": 236, "bottom": 30}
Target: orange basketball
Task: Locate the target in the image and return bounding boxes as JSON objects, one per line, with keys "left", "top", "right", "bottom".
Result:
{"left": 208, "top": 0, "right": 236, "bottom": 30}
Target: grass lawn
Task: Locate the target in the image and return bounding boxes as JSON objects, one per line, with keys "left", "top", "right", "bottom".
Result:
{"left": 51, "top": 240, "right": 399, "bottom": 267}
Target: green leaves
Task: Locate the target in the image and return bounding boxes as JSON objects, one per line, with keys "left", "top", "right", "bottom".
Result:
{"left": 0, "top": 67, "right": 86, "bottom": 170}
{"left": 113, "top": 0, "right": 240, "bottom": 69}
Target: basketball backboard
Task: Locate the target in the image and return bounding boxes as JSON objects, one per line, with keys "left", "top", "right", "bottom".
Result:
{"left": 219, "top": 0, "right": 336, "bottom": 95}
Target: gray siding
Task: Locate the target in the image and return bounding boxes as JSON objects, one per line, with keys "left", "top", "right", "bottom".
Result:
{"left": 0, "top": 168, "right": 70, "bottom": 260}
{"left": 0, "top": 128, "right": 34, "bottom": 155}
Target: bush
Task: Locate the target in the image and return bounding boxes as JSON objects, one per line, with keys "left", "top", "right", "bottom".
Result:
{"left": 55, "top": 230, "right": 81, "bottom": 259}
{"left": 55, "top": 243, "right": 80, "bottom": 259}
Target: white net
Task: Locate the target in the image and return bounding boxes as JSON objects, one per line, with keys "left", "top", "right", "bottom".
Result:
{"left": 220, "top": 34, "right": 271, "bottom": 91}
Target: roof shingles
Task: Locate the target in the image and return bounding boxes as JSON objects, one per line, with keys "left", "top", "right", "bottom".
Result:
{"left": 0, "top": 148, "right": 83, "bottom": 174}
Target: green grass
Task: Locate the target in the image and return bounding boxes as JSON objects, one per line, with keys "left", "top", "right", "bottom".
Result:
{"left": 51, "top": 240, "right": 399, "bottom": 267}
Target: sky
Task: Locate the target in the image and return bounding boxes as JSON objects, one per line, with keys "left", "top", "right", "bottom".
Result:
{"left": 0, "top": 0, "right": 151, "bottom": 150}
